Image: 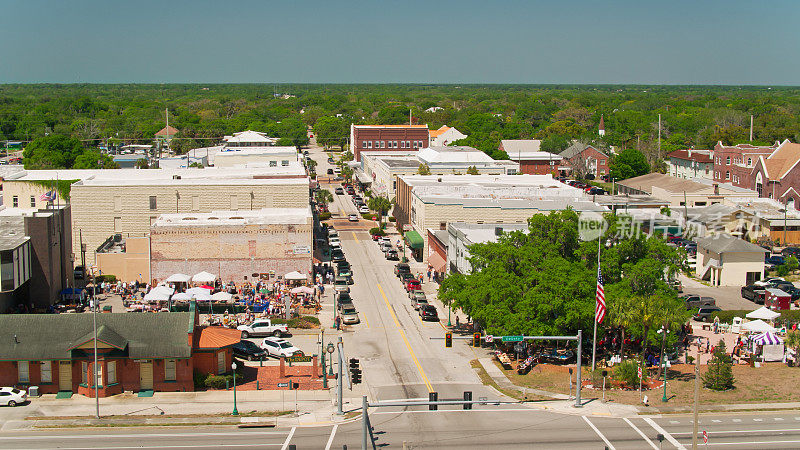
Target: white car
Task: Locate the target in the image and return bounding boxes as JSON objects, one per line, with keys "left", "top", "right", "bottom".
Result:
{"left": 359, "top": 205, "right": 370, "bottom": 214}
{"left": 348, "top": 214, "right": 359, "bottom": 222}
{"left": 260, "top": 337, "right": 303, "bottom": 358}
{"left": 0, "top": 387, "right": 27, "bottom": 407}
{"left": 328, "top": 228, "right": 338, "bottom": 238}
{"left": 329, "top": 236, "right": 341, "bottom": 247}
{"left": 237, "top": 319, "right": 289, "bottom": 338}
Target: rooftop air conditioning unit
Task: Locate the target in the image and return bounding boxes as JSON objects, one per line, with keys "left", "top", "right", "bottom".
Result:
{"left": 173, "top": 175, "right": 181, "bottom": 180}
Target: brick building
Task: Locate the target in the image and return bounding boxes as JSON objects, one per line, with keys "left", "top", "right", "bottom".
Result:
{"left": 149, "top": 208, "right": 313, "bottom": 284}
{"left": 0, "top": 302, "right": 239, "bottom": 397}
{"left": 501, "top": 140, "right": 561, "bottom": 175}
{"left": 712, "top": 141, "right": 779, "bottom": 188}
{"left": 559, "top": 143, "right": 609, "bottom": 178}
{"left": 350, "top": 124, "right": 429, "bottom": 161}
{"left": 751, "top": 140, "right": 800, "bottom": 209}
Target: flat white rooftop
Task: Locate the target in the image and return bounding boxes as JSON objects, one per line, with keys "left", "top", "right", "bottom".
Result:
{"left": 152, "top": 207, "right": 312, "bottom": 227}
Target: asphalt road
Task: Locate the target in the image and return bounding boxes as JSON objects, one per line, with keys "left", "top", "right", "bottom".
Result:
{"left": 6, "top": 410, "right": 800, "bottom": 449}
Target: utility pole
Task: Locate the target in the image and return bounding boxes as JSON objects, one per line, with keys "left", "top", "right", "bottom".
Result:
{"left": 337, "top": 336, "right": 344, "bottom": 415}
{"left": 750, "top": 115, "right": 754, "bottom": 142}
{"left": 784, "top": 198, "right": 788, "bottom": 245}
{"left": 692, "top": 355, "right": 700, "bottom": 449}
{"left": 92, "top": 268, "right": 99, "bottom": 418}
{"left": 658, "top": 114, "right": 662, "bottom": 157}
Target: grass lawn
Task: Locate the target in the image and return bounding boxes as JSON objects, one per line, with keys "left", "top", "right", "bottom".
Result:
{"left": 499, "top": 361, "right": 800, "bottom": 406}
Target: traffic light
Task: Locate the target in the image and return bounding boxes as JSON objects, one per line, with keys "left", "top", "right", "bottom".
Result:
{"left": 463, "top": 391, "right": 472, "bottom": 410}
{"left": 349, "top": 358, "right": 362, "bottom": 384}
{"left": 445, "top": 332, "right": 452, "bottom": 348}
{"left": 473, "top": 332, "right": 482, "bottom": 347}
{"left": 429, "top": 391, "right": 438, "bottom": 411}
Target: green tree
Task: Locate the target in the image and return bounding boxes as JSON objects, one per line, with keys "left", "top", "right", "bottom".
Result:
{"left": 314, "top": 189, "right": 333, "bottom": 208}
{"left": 367, "top": 196, "right": 392, "bottom": 225}
{"left": 73, "top": 150, "right": 119, "bottom": 169}
{"left": 417, "top": 163, "right": 431, "bottom": 175}
{"left": 466, "top": 165, "right": 479, "bottom": 175}
{"left": 135, "top": 158, "right": 149, "bottom": 169}
{"left": 540, "top": 134, "right": 572, "bottom": 154}
{"left": 314, "top": 116, "right": 349, "bottom": 149}
{"left": 702, "top": 340, "right": 735, "bottom": 390}
{"left": 23, "top": 135, "right": 84, "bottom": 169}
{"left": 785, "top": 331, "right": 800, "bottom": 367}
{"left": 609, "top": 149, "right": 650, "bottom": 180}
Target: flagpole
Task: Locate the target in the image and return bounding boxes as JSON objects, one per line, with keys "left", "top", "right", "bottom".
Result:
{"left": 592, "top": 235, "right": 601, "bottom": 372}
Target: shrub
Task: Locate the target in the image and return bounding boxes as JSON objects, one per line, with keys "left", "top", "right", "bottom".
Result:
{"left": 613, "top": 359, "right": 646, "bottom": 389}
{"left": 319, "top": 212, "right": 332, "bottom": 221}
{"left": 193, "top": 371, "right": 209, "bottom": 389}
{"left": 95, "top": 274, "right": 117, "bottom": 284}
{"left": 361, "top": 213, "right": 376, "bottom": 220}
{"left": 272, "top": 316, "right": 321, "bottom": 328}
{"left": 702, "top": 340, "right": 735, "bottom": 390}
{"left": 204, "top": 374, "right": 231, "bottom": 390}
{"left": 369, "top": 227, "right": 385, "bottom": 236}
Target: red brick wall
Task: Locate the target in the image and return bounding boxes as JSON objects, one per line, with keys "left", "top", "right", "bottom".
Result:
{"left": 519, "top": 160, "right": 558, "bottom": 175}
{"left": 352, "top": 128, "right": 430, "bottom": 161}
{"left": 193, "top": 348, "right": 232, "bottom": 376}
{"left": 564, "top": 147, "right": 609, "bottom": 176}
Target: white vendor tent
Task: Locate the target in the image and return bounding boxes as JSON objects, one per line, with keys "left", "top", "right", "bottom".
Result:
{"left": 166, "top": 273, "right": 191, "bottom": 283}
{"left": 143, "top": 286, "right": 174, "bottom": 301}
{"left": 211, "top": 291, "right": 233, "bottom": 301}
{"left": 741, "top": 319, "right": 776, "bottom": 333}
{"left": 745, "top": 306, "right": 780, "bottom": 321}
{"left": 284, "top": 271, "right": 307, "bottom": 281}
{"left": 192, "top": 271, "right": 218, "bottom": 283}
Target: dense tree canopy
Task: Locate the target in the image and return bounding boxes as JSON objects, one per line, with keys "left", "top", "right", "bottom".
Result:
{"left": 438, "top": 210, "right": 688, "bottom": 342}
{"left": 609, "top": 148, "right": 650, "bottom": 180}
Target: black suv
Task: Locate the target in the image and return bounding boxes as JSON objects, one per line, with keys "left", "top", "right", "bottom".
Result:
{"left": 232, "top": 340, "right": 268, "bottom": 361}
{"left": 693, "top": 306, "right": 722, "bottom": 322}
{"left": 741, "top": 284, "right": 766, "bottom": 303}
{"left": 395, "top": 263, "right": 411, "bottom": 277}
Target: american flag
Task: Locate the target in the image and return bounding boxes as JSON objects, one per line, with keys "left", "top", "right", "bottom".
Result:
{"left": 595, "top": 267, "right": 606, "bottom": 324}
{"left": 39, "top": 190, "right": 56, "bottom": 202}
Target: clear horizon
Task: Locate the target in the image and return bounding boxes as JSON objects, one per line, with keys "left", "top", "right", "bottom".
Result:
{"left": 1, "top": 0, "right": 798, "bottom": 85}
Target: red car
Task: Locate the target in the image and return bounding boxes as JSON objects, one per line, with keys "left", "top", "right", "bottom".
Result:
{"left": 405, "top": 279, "right": 421, "bottom": 292}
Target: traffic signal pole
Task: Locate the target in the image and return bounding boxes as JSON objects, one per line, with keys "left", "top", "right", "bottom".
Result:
{"left": 337, "top": 336, "right": 344, "bottom": 415}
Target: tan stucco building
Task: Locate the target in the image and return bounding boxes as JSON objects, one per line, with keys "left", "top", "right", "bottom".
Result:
{"left": 695, "top": 234, "right": 767, "bottom": 286}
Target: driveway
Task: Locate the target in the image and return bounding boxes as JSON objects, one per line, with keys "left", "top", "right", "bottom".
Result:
{"left": 678, "top": 274, "right": 755, "bottom": 311}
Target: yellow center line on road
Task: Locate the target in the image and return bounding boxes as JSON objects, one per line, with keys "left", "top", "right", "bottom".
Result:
{"left": 351, "top": 231, "right": 359, "bottom": 243}
{"left": 377, "top": 283, "right": 433, "bottom": 393}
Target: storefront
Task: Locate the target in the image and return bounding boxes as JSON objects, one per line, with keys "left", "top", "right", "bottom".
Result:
{"left": 404, "top": 230, "right": 424, "bottom": 261}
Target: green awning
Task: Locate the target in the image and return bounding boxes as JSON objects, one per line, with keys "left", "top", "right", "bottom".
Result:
{"left": 404, "top": 230, "right": 424, "bottom": 249}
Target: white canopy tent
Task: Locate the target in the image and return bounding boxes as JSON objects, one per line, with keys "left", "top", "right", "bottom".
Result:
{"left": 745, "top": 306, "right": 780, "bottom": 321}
{"left": 143, "top": 286, "right": 174, "bottom": 301}
{"left": 291, "top": 286, "right": 314, "bottom": 295}
{"left": 284, "top": 271, "right": 307, "bottom": 281}
{"left": 170, "top": 292, "right": 193, "bottom": 301}
{"left": 741, "top": 319, "right": 776, "bottom": 333}
{"left": 192, "top": 271, "right": 218, "bottom": 283}
{"left": 166, "top": 273, "right": 191, "bottom": 283}
{"left": 211, "top": 291, "right": 233, "bottom": 301}
{"left": 185, "top": 287, "right": 213, "bottom": 301}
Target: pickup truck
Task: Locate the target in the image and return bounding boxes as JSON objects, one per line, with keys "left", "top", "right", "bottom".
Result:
{"left": 334, "top": 276, "right": 350, "bottom": 293}
{"left": 237, "top": 319, "right": 289, "bottom": 338}
{"left": 741, "top": 284, "right": 766, "bottom": 303}
{"left": 395, "top": 263, "right": 411, "bottom": 277}
{"left": 681, "top": 294, "right": 716, "bottom": 309}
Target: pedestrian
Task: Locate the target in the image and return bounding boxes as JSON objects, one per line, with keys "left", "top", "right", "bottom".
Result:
{"left": 335, "top": 315, "right": 341, "bottom": 330}
{"left": 705, "top": 339, "right": 710, "bottom": 354}
{"left": 456, "top": 316, "right": 460, "bottom": 327}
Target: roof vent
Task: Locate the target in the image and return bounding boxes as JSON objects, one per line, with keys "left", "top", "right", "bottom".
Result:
{"left": 173, "top": 175, "right": 181, "bottom": 180}
{"left": 437, "top": 178, "right": 442, "bottom": 182}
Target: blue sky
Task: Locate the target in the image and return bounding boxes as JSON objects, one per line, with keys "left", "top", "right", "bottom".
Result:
{"left": 1, "top": 0, "right": 798, "bottom": 84}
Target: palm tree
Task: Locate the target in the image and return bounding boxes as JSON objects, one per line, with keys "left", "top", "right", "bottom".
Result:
{"left": 786, "top": 331, "right": 800, "bottom": 367}
{"left": 368, "top": 196, "right": 392, "bottom": 226}
{"left": 314, "top": 189, "right": 333, "bottom": 209}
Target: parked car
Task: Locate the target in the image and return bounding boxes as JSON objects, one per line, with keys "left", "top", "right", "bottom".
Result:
{"left": 409, "top": 289, "right": 426, "bottom": 301}
{"left": 359, "top": 205, "right": 370, "bottom": 214}
{"left": 327, "top": 168, "right": 334, "bottom": 175}
{"left": 348, "top": 214, "right": 359, "bottom": 222}
{"left": 766, "top": 255, "right": 786, "bottom": 267}
{"left": 74, "top": 265, "right": 85, "bottom": 280}
{"left": 335, "top": 187, "right": 344, "bottom": 194}
{"left": 336, "top": 260, "right": 352, "bottom": 273}
{"left": 327, "top": 157, "right": 335, "bottom": 163}
{"left": 331, "top": 249, "right": 345, "bottom": 262}
{"left": 379, "top": 242, "right": 393, "bottom": 253}
{"left": 232, "top": 340, "right": 269, "bottom": 361}
{"left": 237, "top": 319, "right": 289, "bottom": 338}
{"left": 680, "top": 294, "right": 716, "bottom": 309}
{"left": 693, "top": 306, "right": 722, "bottom": 322}
{"left": 329, "top": 236, "right": 341, "bottom": 247}
{"left": 741, "top": 284, "right": 767, "bottom": 303}
{"left": 386, "top": 249, "right": 399, "bottom": 260}
{"left": 0, "top": 387, "right": 27, "bottom": 407}
{"left": 586, "top": 187, "right": 605, "bottom": 195}
{"left": 405, "top": 278, "right": 421, "bottom": 292}
{"left": 260, "top": 338, "right": 303, "bottom": 358}
{"left": 337, "top": 293, "right": 354, "bottom": 311}
{"left": 419, "top": 304, "right": 439, "bottom": 321}
{"left": 334, "top": 277, "right": 350, "bottom": 293}
{"left": 371, "top": 232, "right": 383, "bottom": 241}
{"left": 411, "top": 293, "right": 428, "bottom": 310}
{"left": 395, "top": 263, "right": 411, "bottom": 277}
{"left": 668, "top": 279, "right": 683, "bottom": 293}
{"left": 781, "top": 247, "right": 800, "bottom": 258}
{"left": 340, "top": 306, "right": 360, "bottom": 324}
{"left": 336, "top": 265, "right": 352, "bottom": 278}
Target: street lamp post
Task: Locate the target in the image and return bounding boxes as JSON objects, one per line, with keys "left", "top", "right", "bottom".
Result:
{"left": 321, "top": 328, "right": 328, "bottom": 389}
{"left": 327, "top": 342, "right": 335, "bottom": 377}
{"left": 231, "top": 362, "right": 239, "bottom": 416}
{"left": 659, "top": 325, "right": 670, "bottom": 403}
{"left": 447, "top": 304, "right": 451, "bottom": 327}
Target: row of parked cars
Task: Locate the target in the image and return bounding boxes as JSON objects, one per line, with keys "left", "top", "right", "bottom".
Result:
{"left": 395, "top": 263, "right": 439, "bottom": 321}
{"left": 372, "top": 233, "right": 399, "bottom": 260}
{"left": 560, "top": 179, "right": 606, "bottom": 195}
{"left": 741, "top": 277, "right": 800, "bottom": 304}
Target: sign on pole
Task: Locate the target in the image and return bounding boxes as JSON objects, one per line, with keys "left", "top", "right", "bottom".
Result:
{"left": 502, "top": 335, "right": 523, "bottom": 342}
{"left": 277, "top": 382, "right": 289, "bottom": 388}
{"left": 484, "top": 335, "right": 494, "bottom": 343}
{"left": 288, "top": 355, "right": 313, "bottom": 363}
{"left": 702, "top": 430, "right": 708, "bottom": 444}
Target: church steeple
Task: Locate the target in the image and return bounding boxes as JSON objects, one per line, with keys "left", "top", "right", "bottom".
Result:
{"left": 598, "top": 115, "right": 606, "bottom": 136}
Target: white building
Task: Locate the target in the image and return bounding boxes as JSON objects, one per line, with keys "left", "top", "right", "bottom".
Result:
{"left": 214, "top": 146, "right": 299, "bottom": 168}
{"left": 695, "top": 234, "right": 767, "bottom": 286}
{"left": 222, "top": 130, "right": 279, "bottom": 147}
{"left": 359, "top": 147, "right": 518, "bottom": 199}
{"left": 447, "top": 222, "right": 527, "bottom": 274}
{"left": 666, "top": 149, "right": 714, "bottom": 181}
{"left": 429, "top": 126, "right": 467, "bottom": 146}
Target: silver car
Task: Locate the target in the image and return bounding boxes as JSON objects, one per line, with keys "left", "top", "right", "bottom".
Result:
{"left": 340, "top": 306, "right": 360, "bottom": 325}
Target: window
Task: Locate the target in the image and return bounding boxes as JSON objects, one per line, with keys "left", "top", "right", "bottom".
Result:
{"left": 191, "top": 196, "right": 199, "bottom": 211}
{"left": 440, "top": 222, "right": 446, "bottom": 230}
{"left": 362, "top": 141, "right": 367, "bottom": 148}
{"left": 400, "top": 141, "right": 405, "bottom": 149}
{"left": 747, "top": 157, "right": 752, "bottom": 166}
{"left": 30, "top": 196, "right": 36, "bottom": 207}
{"left": 114, "top": 217, "right": 122, "bottom": 233}
{"left": 82, "top": 361, "right": 88, "bottom": 384}
{"left": 40, "top": 361, "right": 51, "bottom": 383}
{"left": 230, "top": 195, "right": 238, "bottom": 211}
{"left": 269, "top": 160, "right": 277, "bottom": 167}
{"left": 367, "top": 141, "right": 372, "bottom": 149}
{"left": 149, "top": 196, "right": 157, "bottom": 210}
{"left": 413, "top": 141, "right": 418, "bottom": 148}
{"left": 393, "top": 141, "right": 398, "bottom": 148}
{"left": 216, "top": 352, "right": 225, "bottom": 375}
{"left": 18, "top": 361, "right": 29, "bottom": 383}
{"left": 12, "top": 196, "right": 17, "bottom": 208}
{"left": 107, "top": 361, "right": 116, "bottom": 384}
{"left": 725, "top": 171, "right": 730, "bottom": 180}
{"left": 165, "top": 359, "right": 176, "bottom": 381}
{"left": 380, "top": 141, "right": 386, "bottom": 148}
{"left": 96, "top": 363, "right": 103, "bottom": 387}
{"left": 406, "top": 141, "right": 411, "bottom": 148}
{"left": 281, "top": 160, "right": 289, "bottom": 166}
{"left": 726, "top": 156, "right": 730, "bottom": 164}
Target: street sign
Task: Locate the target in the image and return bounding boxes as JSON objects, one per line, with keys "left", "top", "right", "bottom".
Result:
{"left": 288, "top": 355, "right": 313, "bottom": 363}
{"left": 702, "top": 430, "right": 708, "bottom": 444}
{"left": 502, "top": 335, "right": 523, "bottom": 342}
{"left": 637, "top": 366, "right": 642, "bottom": 379}
{"left": 277, "top": 382, "right": 289, "bottom": 388}
{"left": 485, "top": 335, "right": 494, "bottom": 343}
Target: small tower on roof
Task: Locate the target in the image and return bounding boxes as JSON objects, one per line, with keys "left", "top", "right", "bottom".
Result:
{"left": 598, "top": 115, "right": 606, "bottom": 137}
